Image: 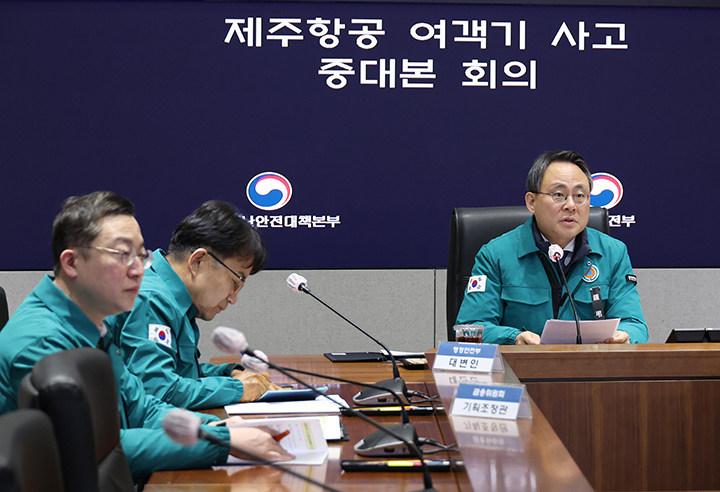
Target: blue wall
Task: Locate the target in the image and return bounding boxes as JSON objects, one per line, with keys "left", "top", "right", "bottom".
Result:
{"left": 2, "top": 1, "right": 718, "bottom": 269}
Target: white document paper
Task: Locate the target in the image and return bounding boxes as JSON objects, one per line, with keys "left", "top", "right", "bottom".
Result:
{"left": 223, "top": 417, "right": 329, "bottom": 466}
{"left": 225, "top": 394, "right": 348, "bottom": 415}
{"left": 539, "top": 318, "right": 620, "bottom": 344}
{"left": 317, "top": 415, "right": 344, "bottom": 441}
{"left": 262, "top": 415, "right": 343, "bottom": 441}
{"left": 380, "top": 349, "right": 427, "bottom": 358}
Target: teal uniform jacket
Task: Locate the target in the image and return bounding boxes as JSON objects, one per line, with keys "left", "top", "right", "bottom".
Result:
{"left": 106, "top": 250, "right": 244, "bottom": 410}
{"left": 0, "top": 276, "right": 231, "bottom": 481}
{"left": 455, "top": 218, "right": 648, "bottom": 345}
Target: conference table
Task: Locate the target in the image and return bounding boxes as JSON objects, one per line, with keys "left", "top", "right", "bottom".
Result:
{"left": 144, "top": 344, "right": 720, "bottom": 492}
{"left": 145, "top": 350, "right": 592, "bottom": 492}
{"left": 501, "top": 343, "right": 720, "bottom": 492}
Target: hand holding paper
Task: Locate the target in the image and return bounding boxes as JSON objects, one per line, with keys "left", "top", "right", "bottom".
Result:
{"left": 225, "top": 418, "right": 329, "bottom": 466}
{"left": 228, "top": 425, "right": 296, "bottom": 462}
{"left": 603, "top": 329, "right": 630, "bottom": 344}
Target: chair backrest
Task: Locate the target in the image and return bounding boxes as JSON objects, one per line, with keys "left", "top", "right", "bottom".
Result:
{"left": 0, "top": 286, "right": 9, "bottom": 331}
{"left": 445, "top": 206, "right": 610, "bottom": 341}
{"left": 17, "top": 347, "right": 134, "bottom": 492}
{"left": 0, "top": 409, "right": 65, "bottom": 492}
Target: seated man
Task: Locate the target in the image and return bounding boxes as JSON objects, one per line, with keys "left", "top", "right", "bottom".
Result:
{"left": 456, "top": 151, "right": 648, "bottom": 345}
{"left": 0, "top": 191, "right": 293, "bottom": 482}
{"left": 107, "top": 200, "right": 279, "bottom": 410}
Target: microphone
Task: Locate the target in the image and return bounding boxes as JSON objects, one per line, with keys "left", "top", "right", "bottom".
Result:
{"left": 548, "top": 245, "right": 582, "bottom": 344}
{"left": 548, "top": 244, "right": 563, "bottom": 263}
{"left": 211, "top": 326, "right": 269, "bottom": 373}
{"left": 286, "top": 273, "right": 423, "bottom": 406}
{"left": 241, "top": 350, "right": 269, "bottom": 374}
{"left": 212, "top": 325, "right": 249, "bottom": 353}
{"left": 287, "top": 272, "right": 310, "bottom": 294}
{"left": 211, "top": 328, "right": 440, "bottom": 492}
{"left": 162, "top": 409, "right": 343, "bottom": 492}
{"left": 162, "top": 407, "right": 202, "bottom": 446}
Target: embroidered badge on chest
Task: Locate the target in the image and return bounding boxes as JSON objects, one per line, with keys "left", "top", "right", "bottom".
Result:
{"left": 149, "top": 324, "right": 172, "bottom": 347}
{"left": 467, "top": 275, "right": 487, "bottom": 293}
{"left": 582, "top": 264, "right": 600, "bottom": 283}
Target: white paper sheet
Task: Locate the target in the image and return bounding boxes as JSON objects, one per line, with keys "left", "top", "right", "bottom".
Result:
{"left": 221, "top": 417, "right": 329, "bottom": 466}
{"left": 539, "top": 318, "right": 620, "bottom": 344}
{"left": 381, "top": 349, "right": 427, "bottom": 357}
{"left": 225, "top": 394, "right": 348, "bottom": 415}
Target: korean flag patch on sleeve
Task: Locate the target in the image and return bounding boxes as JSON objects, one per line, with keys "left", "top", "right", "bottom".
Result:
{"left": 467, "top": 275, "right": 487, "bottom": 294}
{"left": 149, "top": 324, "right": 172, "bottom": 348}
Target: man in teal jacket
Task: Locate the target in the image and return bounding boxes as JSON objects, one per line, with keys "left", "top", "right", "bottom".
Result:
{"left": 456, "top": 151, "right": 648, "bottom": 345}
{"left": 0, "top": 192, "right": 293, "bottom": 482}
{"left": 107, "top": 200, "right": 278, "bottom": 410}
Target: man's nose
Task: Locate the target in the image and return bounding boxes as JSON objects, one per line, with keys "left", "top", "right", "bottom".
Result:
{"left": 128, "top": 259, "right": 145, "bottom": 277}
{"left": 563, "top": 195, "right": 578, "bottom": 209}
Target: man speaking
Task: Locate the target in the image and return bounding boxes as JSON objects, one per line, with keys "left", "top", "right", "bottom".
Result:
{"left": 455, "top": 151, "right": 648, "bottom": 345}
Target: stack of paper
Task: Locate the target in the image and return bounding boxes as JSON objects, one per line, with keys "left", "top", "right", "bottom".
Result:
{"left": 225, "top": 394, "right": 348, "bottom": 415}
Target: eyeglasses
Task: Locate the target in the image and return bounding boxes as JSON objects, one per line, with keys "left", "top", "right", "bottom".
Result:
{"left": 86, "top": 246, "right": 153, "bottom": 269}
{"left": 207, "top": 251, "right": 246, "bottom": 294}
{"left": 535, "top": 191, "right": 589, "bottom": 205}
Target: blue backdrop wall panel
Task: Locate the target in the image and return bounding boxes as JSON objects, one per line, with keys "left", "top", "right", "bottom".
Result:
{"left": 2, "top": 1, "right": 718, "bottom": 269}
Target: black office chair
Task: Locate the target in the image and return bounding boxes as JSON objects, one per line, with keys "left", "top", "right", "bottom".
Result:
{"left": 17, "top": 347, "right": 134, "bottom": 492}
{"left": 446, "top": 206, "right": 610, "bottom": 341}
{"left": 0, "top": 409, "right": 65, "bottom": 492}
{"left": 0, "top": 286, "right": 9, "bottom": 331}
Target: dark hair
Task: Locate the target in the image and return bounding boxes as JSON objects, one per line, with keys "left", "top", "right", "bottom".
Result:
{"left": 526, "top": 150, "right": 593, "bottom": 193}
{"left": 167, "top": 200, "right": 267, "bottom": 274}
{"left": 52, "top": 191, "right": 135, "bottom": 274}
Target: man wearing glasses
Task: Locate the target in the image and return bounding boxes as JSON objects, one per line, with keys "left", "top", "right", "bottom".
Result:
{"left": 455, "top": 151, "right": 648, "bottom": 345}
{"left": 107, "top": 200, "right": 280, "bottom": 410}
{"left": 0, "top": 191, "right": 293, "bottom": 481}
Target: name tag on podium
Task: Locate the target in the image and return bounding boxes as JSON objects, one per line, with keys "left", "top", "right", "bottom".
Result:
{"left": 450, "top": 383, "right": 532, "bottom": 421}
{"left": 432, "top": 342, "right": 503, "bottom": 373}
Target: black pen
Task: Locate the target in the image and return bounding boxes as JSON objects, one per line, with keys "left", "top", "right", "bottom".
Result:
{"left": 341, "top": 459, "right": 453, "bottom": 472}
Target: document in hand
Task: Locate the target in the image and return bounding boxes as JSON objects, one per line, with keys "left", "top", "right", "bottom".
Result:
{"left": 225, "top": 394, "right": 348, "bottom": 415}
{"left": 539, "top": 318, "right": 620, "bottom": 344}
{"left": 225, "top": 417, "right": 329, "bottom": 466}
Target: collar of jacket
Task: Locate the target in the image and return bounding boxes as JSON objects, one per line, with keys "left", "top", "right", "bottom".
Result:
{"left": 516, "top": 216, "right": 598, "bottom": 264}
{"left": 37, "top": 275, "right": 103, "bottom": 346}
{"left": 151, "top": 249, "right": 198, "bottom": 319}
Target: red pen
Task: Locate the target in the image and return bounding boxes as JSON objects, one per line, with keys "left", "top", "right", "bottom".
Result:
{"left": 274, "top": 429, "right": 290, "bottom": 442}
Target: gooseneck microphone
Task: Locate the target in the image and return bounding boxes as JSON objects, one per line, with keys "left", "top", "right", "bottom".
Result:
{"left": 212, "top": 327, "right": 440, "bottom": 492}
{"left": 548, "top": 245, "right": 582, "bottom": 344}
{"left": 212, "top": 327, "right": 270, "bottom": 373}
{"left": 286, "top": 273, "right": 424, "bottom": 406}
{"left": 162, "top": 409, "right": 343, "bottom": 492}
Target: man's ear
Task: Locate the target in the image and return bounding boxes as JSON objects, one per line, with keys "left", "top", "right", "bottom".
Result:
{"left": 59, "top": 249, "right": 80, "bottom": 279}
{"left": 525, "top": 192, "right": 536, "bottom": 214}
{"left": 187, "top": 248, "right": 208, "bottom": 279}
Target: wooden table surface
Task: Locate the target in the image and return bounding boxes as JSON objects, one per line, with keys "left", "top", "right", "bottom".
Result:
{"left": 500, "top": 342, "right": 720, "bottom": 379}
{"left": 499, "top": 343, "right": 720, "bottom": 491}
{"left": 145, "top": 353, "right": 593, "bottom": 492}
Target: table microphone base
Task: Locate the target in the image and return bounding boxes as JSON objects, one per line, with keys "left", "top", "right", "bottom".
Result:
{"left": 352, "top": 377, "right": 409, "bottom": 406}
{"left": 353, "top": 422, "right": 419, "bottom": 457}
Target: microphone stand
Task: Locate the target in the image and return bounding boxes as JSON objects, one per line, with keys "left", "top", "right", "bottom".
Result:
{"left": 248, "top": 354, "right": 438, "bottom": 492}
{"left": 294, "top": 282, "right": 418, "bottom": 406}
{"left": 553, "top": 259, "right": 582, "bottom": 344}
